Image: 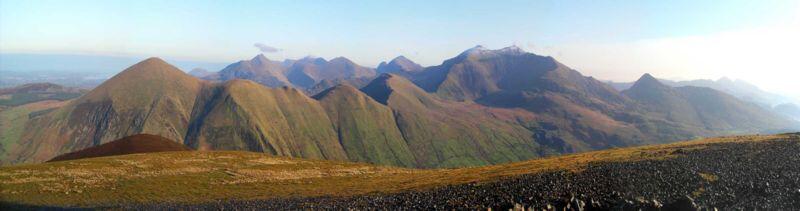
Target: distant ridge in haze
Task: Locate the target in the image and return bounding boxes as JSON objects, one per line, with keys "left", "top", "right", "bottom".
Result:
{"left": 623, "top": 73, "right": 794, "bottom": 133}
{"left": 377, "top": 56, "right": 424, "bottom": 76}
{"left": 205, "top": 54, "right": 292, "bottom": 87}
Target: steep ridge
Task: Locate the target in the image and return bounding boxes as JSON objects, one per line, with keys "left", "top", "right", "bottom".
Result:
{"left": 47, "top": 134, "right": 189, "bottom": 162}
{"left": 185, "top": 79, "right": 347, "bottom": 160}
{"left": 362, "top": 74, "right": 550, "bottom": 168}
{"left": 206, "top": 54, "right": 291, "bottom": 87}
{"left": 6, "top": 58, "right": 204, "bottom": 163}
{"left": 314, "top": 84, "right": 415, "bottom": 167}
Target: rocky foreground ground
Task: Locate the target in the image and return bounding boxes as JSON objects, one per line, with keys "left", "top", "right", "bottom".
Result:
{"left": 121, "top": 134, "right": 800, "bottom": 210}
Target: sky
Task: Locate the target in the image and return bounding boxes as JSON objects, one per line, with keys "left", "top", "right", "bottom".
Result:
{"left": 1, "top": 0, "right": 799, "bottom": 96}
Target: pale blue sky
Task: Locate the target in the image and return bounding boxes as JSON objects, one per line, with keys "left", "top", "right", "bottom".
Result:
{"left": 1, "top": 0, "right": 799, "bottom": 94}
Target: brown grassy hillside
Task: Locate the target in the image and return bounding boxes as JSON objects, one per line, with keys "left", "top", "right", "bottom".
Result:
{"left": 48, "top": 134, "right": 190, "bottom": 162}
{"left": 0, "top": 134, "right": 793, "bottom": 208}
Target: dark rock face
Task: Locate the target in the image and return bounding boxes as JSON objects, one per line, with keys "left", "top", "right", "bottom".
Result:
{"left": 121, "top": 137, "right": 800, "bottom": 210}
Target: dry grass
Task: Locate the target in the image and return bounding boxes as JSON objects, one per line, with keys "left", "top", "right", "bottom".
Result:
{"left": 0, "top": 133, "right": 793, "bottom": 207}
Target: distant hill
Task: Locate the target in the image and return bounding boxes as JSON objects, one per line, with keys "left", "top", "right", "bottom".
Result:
{"left": 377, "top": 56, "right": 424, "bottom": 77}
{"left": 206, "top": 55, "right": 378, "bottom": 93}
{"left": 623, "top": 74, "right": 794, "bottom": 133}
{"left": 188, "top": 68, "right": 214, "bottom": 78}
{"left": 774, "top": 103, "right": 800, "bottom": 121}
{"left": 608, "top": 77, "right": 793, "bottom": 108}
{"left": 48, "top": 134, "right": 189, "bottom": 162}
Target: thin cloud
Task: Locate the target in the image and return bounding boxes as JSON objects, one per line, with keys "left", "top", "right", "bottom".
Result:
{"left": 254, "top": 43, "right": 282, "bottom": 53}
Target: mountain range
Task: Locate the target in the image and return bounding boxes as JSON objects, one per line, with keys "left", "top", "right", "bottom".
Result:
{"left": 1, "top": 46, "right": 797, "bottom": 168}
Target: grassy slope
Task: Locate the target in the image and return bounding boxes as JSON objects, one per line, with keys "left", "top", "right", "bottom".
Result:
{"left": 0, "top": 101, "right": 68, "bottom": 163}
{"left": 0, "top": 134, "right": 791, "bottom": 207}
{"left": 315, "top": 84, "right": 416, "bottom": 167}
{"left": 186, "top": 80, "right": 347, "bottom": 160}
{"left": 362, "top": 74, "right": 546, "bottom": 168}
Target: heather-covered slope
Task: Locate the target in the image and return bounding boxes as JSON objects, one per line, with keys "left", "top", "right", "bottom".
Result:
{"left": 314, "top": 84, "right": 415, "bottom": 167}
{"left": 5, "top": 58, "right": 204, "bottom": 163}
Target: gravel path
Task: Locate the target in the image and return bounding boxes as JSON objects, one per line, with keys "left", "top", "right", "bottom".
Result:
{"left": 123, "top": 136, "right": 800, "bottom": 210}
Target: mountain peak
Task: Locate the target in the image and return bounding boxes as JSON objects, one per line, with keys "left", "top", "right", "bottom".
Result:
{"left": 639, "top": 73, "right": 657, "bottom": 81}
{"left": 628, "top": 73, "right": 670, "bottom": 92}
{"left": 498, "top": 45, "right": 525, "bottom": 54}
{"left": 459, "top": 45, "right": 529, "bottom": 58}
{"left": 378, "top": 55, "right": 423, "bottom": 74}
{"left": 717, "top": 77, "right": 734, "bottom": 84}
{"left": 392, "top": 55, "right": 410, "bottom": 61}
{"left": 329, "top": 57, "right": 354, "bottom": 64}
{"left": 252, "top": 54, "right": 270, "bottom": 63}
{"left": 120, "top": 57, "right": 184, "bottom": 76}
{"left": 139, "top": 57, "right": 169, "bottom": 66}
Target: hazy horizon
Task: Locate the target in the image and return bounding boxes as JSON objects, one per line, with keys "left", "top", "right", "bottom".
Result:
{"left": 1, "top": 0, "right": 799, "bottom": 96}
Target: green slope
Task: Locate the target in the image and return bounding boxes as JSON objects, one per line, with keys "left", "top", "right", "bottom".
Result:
{"left": 362, "top": 74, "right": 549, "bottom": 168}
{"left": 314, "top": 84, "right": 415, "bottom": 167}
{"left": 185, "top": 79, "right": 347, "bottom": 160}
